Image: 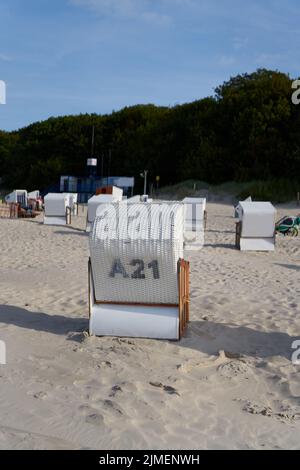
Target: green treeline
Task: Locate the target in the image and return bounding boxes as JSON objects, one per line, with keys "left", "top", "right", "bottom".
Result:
{"left": 0, "top": 69, "right": 300, "bottom": 193}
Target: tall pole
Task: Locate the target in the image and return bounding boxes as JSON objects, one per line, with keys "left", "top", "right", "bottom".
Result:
{"left": 144, "top": 170, "right": 148, "bottom": 195}
{"left": 91, "top": 125, "right": 95, "bottom": 157}
{"left": 107, "top": 149, "right": 111, "bottom": 186}
{"left": 101, "top": 154, "right": 104, "bottom": 181}
{"left": 89, "top": 125, "right": 96, "bottom": 194}
{"left": 108, "top": 149, "right": 111, "bottom": 180}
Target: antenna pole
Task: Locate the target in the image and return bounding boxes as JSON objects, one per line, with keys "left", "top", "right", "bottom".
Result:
{"left": 107, "top": 149, "right": 111, "bottom": 185}
{"left": 144, "top": 170, "right": 148, "bottom": 195}
{"left": 91, "top": 125, "right": 95, "bottom": 157}
{"left": 101, "top": 154, "right": 104, "bottom": 181}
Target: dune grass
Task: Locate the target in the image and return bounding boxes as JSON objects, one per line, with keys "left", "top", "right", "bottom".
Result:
{"left": 158, "top": 179, "right": 300, "bottom": 203}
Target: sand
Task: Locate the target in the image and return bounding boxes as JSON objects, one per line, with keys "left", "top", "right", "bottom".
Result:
{"left": 0, "top": 202, "right": 300, "bottom": 450}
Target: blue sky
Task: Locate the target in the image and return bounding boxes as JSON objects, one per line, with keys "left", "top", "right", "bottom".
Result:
{"left": 0, "top": 0, "right": 300, "bottom": 131}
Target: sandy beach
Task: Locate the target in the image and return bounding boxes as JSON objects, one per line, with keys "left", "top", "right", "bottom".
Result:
{"left": 0, "top": 202, "right": 300, "bottom": 450}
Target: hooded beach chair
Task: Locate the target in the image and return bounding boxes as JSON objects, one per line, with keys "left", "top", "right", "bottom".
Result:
{"left": 5, "top": 189, "right": 28, "bottom": 207}
{"left": 28, "top": 190, "right": 42, "bottom": 211}
{"left": 235, "top": 201, "right": 277, "bottom": 251}
{"left": 28, "top": 190, "right": 40, "bottom": 200}
{"left": 88, "top": 202, "right": 189, "bottom": 340}
{"left": 43, "top": 193, "right": 71, "bottom": 226}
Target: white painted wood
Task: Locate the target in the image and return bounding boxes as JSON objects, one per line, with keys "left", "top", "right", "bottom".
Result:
{"left": 240, "top": 201, "right": 276, "bottom": 238}
{"left": 43, "top": 215, "right": 67, "bottom": 226}
{"left": 89, "top": 303, "right": 179, "bottom": 339}
{"left": 89, "top": 267, "right": 179, "bottom": 339}
{"left": 44, "top": 193, "right": 68, "bottom": 217}
{"left": 240, "top": 238, "right": 275, "bottom": 251}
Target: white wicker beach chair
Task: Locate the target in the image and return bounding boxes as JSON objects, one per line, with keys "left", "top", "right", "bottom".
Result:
{"left": 44, "top": 193, "right": 71, "bottom": 226}
{"left": 5, "top": 189, "right": 28, "bottom": 207}
{"left": 88, "top": 202, "right": 189, "bottom": 339}
{"left": 235, "top": 201, "right": 276, "bottom": 251}
{"left": 28, "top": 190, "right": 40, "bottom": 200}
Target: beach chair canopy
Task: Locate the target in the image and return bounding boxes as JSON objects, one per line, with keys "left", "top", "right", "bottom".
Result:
{"left": 28, "top": 190, "right": 40, "bottom": 200}
{"left": 240, "top": 201, "right": 276, "bottom": 238}
{"left": 5, "top": 190, "right": 28, "bottom": 205}
{"left": 235, "top": 196, "right": 252, "bottom": 218}
{"left": 44, "top": 193, "right": 68, "bottom": 217}
{"left": 89, "top": 202, "right": 184, "bottom": 305}
{"left": 126, "top": 195, "right": 142, "bottom": 203}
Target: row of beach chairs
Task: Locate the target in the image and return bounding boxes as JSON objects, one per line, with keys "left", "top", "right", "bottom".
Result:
{"left": 1, "top": 189, "right": 42, "bottom": 219}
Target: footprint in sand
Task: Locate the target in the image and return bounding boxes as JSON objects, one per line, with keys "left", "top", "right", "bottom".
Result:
{"left": 109, "top": 384, "right": 123, "bottom": 397}
{"left": 86, "top": 413, "right": 104, "bottom": 426}
{"left": 97, "top": 399, "right": 125, "bottom": 416}
{"left": 32, "top": 391, "right": 48, "bottom": 400}
{"left": 218, "top": 361, "right": 252, "bottom": 379}
{"left": 242, "top": 401, "right": 273, "bottom": 417}
{"left": 241, "top": 399, "right": 300, "bottom": 421}
{"left": 78, "top": 405, "right": 105, "bottom": 425}
{"left": 97, "top": 361, "right": 112, "bottom": 369}
{"left": 149, "top": 382, "right": 180, "bottom": 396}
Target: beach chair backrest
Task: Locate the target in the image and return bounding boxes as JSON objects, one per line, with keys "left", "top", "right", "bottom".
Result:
{"left": 240, "top": 202, "right": 276, "bottom": 238}
{"left": 44, "top": 193, "right": 68, "bottom": 217}
{"left": 89, "top": 202, "right": 184, "bottom": 305}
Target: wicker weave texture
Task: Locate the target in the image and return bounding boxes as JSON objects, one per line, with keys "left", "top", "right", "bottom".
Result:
{"left": 90, "top": 203, "right": 184, "bottom": 304}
